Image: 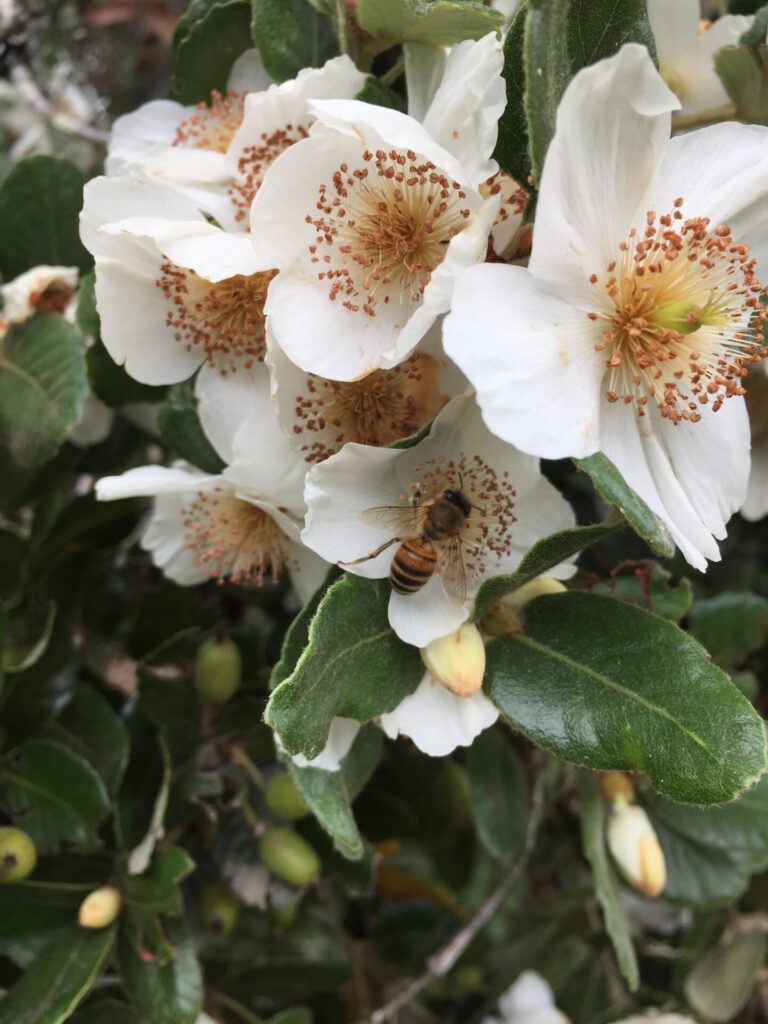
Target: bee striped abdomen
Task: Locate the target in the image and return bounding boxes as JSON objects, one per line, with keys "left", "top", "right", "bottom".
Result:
{"left": 390, "top": 539, "right": 438, "bottom": 594}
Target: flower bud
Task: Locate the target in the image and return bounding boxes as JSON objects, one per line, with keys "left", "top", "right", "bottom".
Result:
{"left": 599, "top": 771, "right": 636, "bottom": 805}
{"left": 259, "top": 828, "right": 320, "bottom": 888}
{"left": 194, "top": 635, "right": 242, "bottom": 704}
{"left": 481, "top": 578, "right": 567, "bottom": 636}
{"left": 0, "top": 827, "right": 37, "bottom": 883}
{"left": 606, "top": 803, "right": 666, "bottom": 898}
{"left": 265, "top": 773, "right": 310, "bottom": 821}
{"left": 199, "top": 882, "right": 239, "bottom": 935}
{"left": 421, "top": 622, "right": 486, "bottom": 697}
{"left": 78, "top": 886, "right": 122, "bottom": 928}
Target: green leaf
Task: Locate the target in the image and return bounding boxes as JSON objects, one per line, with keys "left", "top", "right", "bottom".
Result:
{"left": 493, "top": 4, "right": 530, "bottom": 185}
{"left": 685, "top": 932, "right": 767, "bottom": 1023}
{"left": 267, "top": 1010, "right": 313, "bottom": 1024}
{"left": 356, "top": 0, "right": 503, "bottom": 45}
{"left": 87, "top": 342, "right": 163, "bottom": 409}
{"left": 270, "top": 567, "right": 341, "bottom": 690}
{"left": 741, "top": 5, "right": 768, "bottom": 49}
{"left": 485, "top": 592, "right": 767, "bottom": 804}
{"left": 75, "top": 271, "right": 99, "bottom": 337}
{"left": 647, "top": 816, "right": 753, "bottom": 905}
{"left": 472, "top": 515, "right": 623, "bottom": 622}
{"left": 575, "top": 453, "right": 674, "bottom": 557}
{"left": 156, "top": 381, "right": 225, "bottom": 475}
{"left": 465, "top": 727, "right": 528, "bottom": 862}
{"left": 0, "top": 313, "right": 89, "bottom": 468}
{"left": 0, "top": 527, "right": 30, "bottom": 604}
{"left": 715, "top": 44, "right": 768, "bottom": 124}
{"left": 0, "top": 739, "right": 110, "bottom": 854}
{"left": 590, "top": 563, "right": 692, "bottom": 623}
{"left": 578, "top": 774, "right": 639, "bottom": 991}
{"left": 0, "top": 156, "right": 90, "bottom": 280}
{"left": 688, "top": 591, "right": 768, "bottom": 669}
{"left": 71, "top": 1000, "right": 146, "bottom": 1024}
{"left": 123, "top": 847, "right": 196, "bottom": 916}
{"left": 0, "top": 888, "right": 77, "bottom": 968}
{"left": 266, "top": 576, "right": 423, "bottom": 760}
{"left": 118, "top": 916, "right": 203, "bottom": 1024}
{"left": 525, "top": 0, "right": 656, "bottom": 181}
{"left": 173, "top": 0, "right": 252, "bottom": 104}
{"left": 250, "top": 0, "right": 338, "bottom": 83}
{"left": 50, "top": 686, "right": 130, "bottom": 796}
{"left": 356, "top": 76, "right": 406, "bottom": 112}
{"left": 0, "top": 926, "right": 115, "bottom": 1024}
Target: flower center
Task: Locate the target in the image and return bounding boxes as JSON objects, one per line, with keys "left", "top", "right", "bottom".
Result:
{"left": 183, "top": 489, "right": 289, "bottom": 585}
{"left": 173, "top": 91, "right": 245, "bottom": 153}
{"left": 587, "top": 199, "right": 766, "bottom": 423}
{"left": 228, "top": 123, "right": 309, "bottom": 224}
{"left": 157, "top": 264, "right": 276, "bottom": 374}
{"left": 30, "top": 281, "right": 75, "bottom": 315}
{"left": 404, "top": 453, "right": 517, "bottom": 583}
{"left": 292, "top": 352, "right": 449, "bottom": 463}
{"left": 308, "top": 148, "right": 472, "bottom": 318}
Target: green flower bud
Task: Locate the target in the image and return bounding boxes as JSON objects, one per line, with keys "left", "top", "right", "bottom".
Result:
{"left": 0, "top": 827, "right": 37, "bottom": 883}
{"left": 78, "top": 886, "right": 122, "bottom": 928}
{"left": 194, "top": 635, "right": 242, "bottom": 704}
{"left": 199, "top": 882, "right": 240, "bottom": 935}
{"left": 259, "top": 828, "right": 320, "bottom": 888}
{"left": 265, "top": 773, "right": 310, "bottom": 821}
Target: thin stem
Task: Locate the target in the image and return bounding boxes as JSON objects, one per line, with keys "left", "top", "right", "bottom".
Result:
{"left": 365, "top": 765, "right": 550, "bottom": 1024}
{"left": 380, "top": 57, "right": 405, "bottom": 88}
{"left": 214, "top": 990, "right": 266, "bottom": 1024}
{"left": 335, "top": 0, "right": 349, "bottom": 55}
{"left": 230, "top": 742, "right": 265, "bottom": 789}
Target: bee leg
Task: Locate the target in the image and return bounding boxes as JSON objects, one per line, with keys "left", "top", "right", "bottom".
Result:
{"left": 339, "top": 538, "right": 399, "bottom": 566}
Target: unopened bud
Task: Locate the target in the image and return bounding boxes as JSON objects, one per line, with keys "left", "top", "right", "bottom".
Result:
{"left": 606, "top": 803, "right": 666, "bottom": 898}
{"left": 421, "top": 622, "right": 485, "bottom": 697}
{"left": 599, "top": 771, "right": 636, "bottom": 805}
{"left": 481, "top": 578, "right": 567, "bottom": 636}
{"left": 78, "top": 886, "right": 122, "bottom": 928}
{"left": 0, "top": 827, "right": 37, "bottom": 883}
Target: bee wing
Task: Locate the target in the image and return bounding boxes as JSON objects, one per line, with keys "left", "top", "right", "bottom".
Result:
{"left": 438, "top": 535, "right": 467, "bottom": 604}
{"left": 361, "top": 504, "right": 428, "bottom": 536}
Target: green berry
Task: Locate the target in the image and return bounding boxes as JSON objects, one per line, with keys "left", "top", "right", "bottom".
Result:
{"left": 265, "top": 773, "right": 310, "bottom": 821}
{"left": 259, "top": 828, "right": 320, "bottom": 888}
{"left": 194, "top": 636, "right": 242, "bottom": 704}
{"left": 0, "top": 827, "right": 37, "bottom": 883}
{"left": 199, "top": 882, "right": 239, "bottom": 935}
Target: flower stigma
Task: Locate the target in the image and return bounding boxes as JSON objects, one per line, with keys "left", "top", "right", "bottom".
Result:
{"left": 158, "top": 264, "right": 277, "bottom": 374}
{"left": 292, "top": 352, "right": 449, "bottom": 462}
{"left": 182, "top": 488, "right": 290, "bottom": 586}
{"left": 173, "top": 91, "right": 246, "bottom": 153}
{"left": 587, "top": 199, "right": 767, "bottom": 423}
{"left": 308, "top": 148, "right": 473, "bottom": 317}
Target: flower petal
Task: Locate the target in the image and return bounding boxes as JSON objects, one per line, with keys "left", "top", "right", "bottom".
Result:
{"left": 106, "top": 100, "right": 188, "bottom": 176}
{"left": 289, "top": 717, "right": 360, "bottom": 772}
{"left": 388, "top": 575, "right": 467, "bottom": 646}
{"left": 287, "top": 538, "right": 332, "bottom": 605}
{"left": 742, "top": 440, "right": 768, "bottom": 522}
{"left": 95, "top": 463, "right": 221, "bottom": 501}
{"left": 404, "top": 43, "right": 447, "bottom": 122}
{"left": 226, "top": 47, "right": 272, "bottom": 93}
{"left": 196, "top": 361, "right": 271, "bottom": 464}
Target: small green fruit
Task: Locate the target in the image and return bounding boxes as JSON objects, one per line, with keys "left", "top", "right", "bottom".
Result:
{"left": 199, "top": 882, "right": 240, "bottom": 935}
{"left": 265, "top": 773, "right": 310, "bottom": 821}
{"left": 0, "top": 827, "right": 37, "bottom": 883}
{"left": 194, "top": 636, "right": 242, "bottom": 704}
{"left": 259, "top": 828, "right": 320, "bottom": 888}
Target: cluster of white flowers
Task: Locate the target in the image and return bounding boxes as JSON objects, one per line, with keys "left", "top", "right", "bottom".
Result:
{"left": 87, "top": 7, "right": 768, "bottom": 766}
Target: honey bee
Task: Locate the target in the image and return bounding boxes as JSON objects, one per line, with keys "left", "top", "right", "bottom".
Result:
{"left": 341, "top": 487, "right": 474, "bottom": 600}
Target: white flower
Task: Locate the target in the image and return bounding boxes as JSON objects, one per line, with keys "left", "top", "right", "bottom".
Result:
{"left": 302, "top": 396, "right": 575, "bottom": 646}
{"left": 647, "top": 0, "right": 752, "bottom": 123}
{"left": 266, "top": 321, "right": 466, "bottom": 464}
{"left": 1, "top": 265, "right": 79, "bottom": 324}
{"left": 483, "top": 971, "right": 570, "bottom": 1024}
{"left": 107, "top": 54, "right": 365, "bottom": 232}
{"left": 741, "top": 364, "right": 768, "bottom": 522}
{"left": 80, "top": 176, "right": 271, "bottom": 393}
{"left": 95, "top": 393, "right": 327, "bottom": 602}
{"left": 249, "top": 33, "right": 506, "bottom": 381}
{"left": 444, "top": 45, "right": 768, "bottom": 571}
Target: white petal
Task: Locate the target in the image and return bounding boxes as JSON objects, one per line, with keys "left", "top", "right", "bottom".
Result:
{"left": 503, "top": 476, "right": 578, "bottom": 579}
{"left": 741, "top": 440, "right": 768, "bottom": 522}
{"left": 420, "top": 33, "right": 505, "bottom": 186}
{"left": 530, "top": 44, "right": 678, "bottom": 298}
{"left": 106, "top": 100, "right": 189, "bottom": 176}
{"left": 141, "top": 492, "right": 209, "bottom": 585}
{"left": 287, "top": 539, "right": 332, "bottom": 605}
{"left": 379, "top": 672, "right": 498, "bottom": 756}
{"left": 226, "top": 48, "right": 272, "bottom": 93}
{"left": 1, "top": 265, "right": 79, "bottom": 323}
{"left": 289, "top": 717, "right": 360, "bottom": 772}
{"left": 388, "top": 575, "right": 467, "bottom": 646}
{"left": 196, "top": 362, "right": 271, "bottom": 464}
{"left": 647, "top": 0, "right": 699, "bottom": 66}
{"left": 443, "top": 263, "right": 604, "bottom": 459}
{"left": 404, "top": 43, "right": 447, "bottom": 122}
{"left": 69, "top": 396, "right": 114, "bottom": 447}
{"left": 157, "top": 225, "right": 267, "bottom": 282}
{"left": 95, "top": 463, "right": 221, "bottom": 501}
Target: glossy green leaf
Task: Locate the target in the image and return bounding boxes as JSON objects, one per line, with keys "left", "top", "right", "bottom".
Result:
{"left": 575, "top": 453, "right": 674, "bottom": 557}
{"left": 270, "top": 568, "right": 340, "bottom": 690}
{"left": 688, "top": 591, "right": 768, "bottom": 669}
{"left": 0, "top": 156, "right": 90, "bottom": 280}
{"left": 472, "top": 515, "right": 623, "bottom": 621}
{"left": 356, "top": 0, "right": 503, "bottom": 45}
{"left": 0, "top": 926, "right": 114, "bottom": 1024}
{"left": 123, "top": 846, "right": 196, "bottom": 916}
{"left": 0, "top": 527, "right": 30, "bottom": 604}
{"left": 250, "top": 0, "right": 337, "bottom": 82}
{"left": 70, "top": 1000, "right": 146, "bottom": 1024}
{"left": 0, "top": 313, "right": 89, "bottom": 468}
{"left": 173, "top": 0, "right": 252, "bottom": 104}
{"left": 0, "top": 888, "right": 76, "bottom": 968}
{"left": 485, "top": 593, "right": 767, "bottom": 804}
{"left": 118, "top": 916, "right": 203, "bottom": 1024}
{"left": 525, "top": 0, "right": 656, "bottom": 180}
{"left": 49, "top": 686, "right": 130, "bottom": 795}
{"left": 651, "top": 816, "right": 753, "bottom": 905}
{"left": 578, "top": 774, "right": 638, "bottom": 991}
{"left": 0, "top": 739, "right": 110, "bottom": 854}
{"left": 493, "top": 4, "right": 529, "bottom": 185}
{"left": 356, "top": 76, "right": 406, "bottom": 112}
{"left": 685, "top": 932, "right": 767, "bottom": 1022}
{"left": 465, "top": 727, "right": 527, "bottom": 862}
{"left": 4, "top": 600, "right": 57, "bottom": 675}
{"left": 266, "top": 576, "right": 423, "bottom": 759}
{"left": 156, "top": 381, "right": 225, "bottom": 475}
